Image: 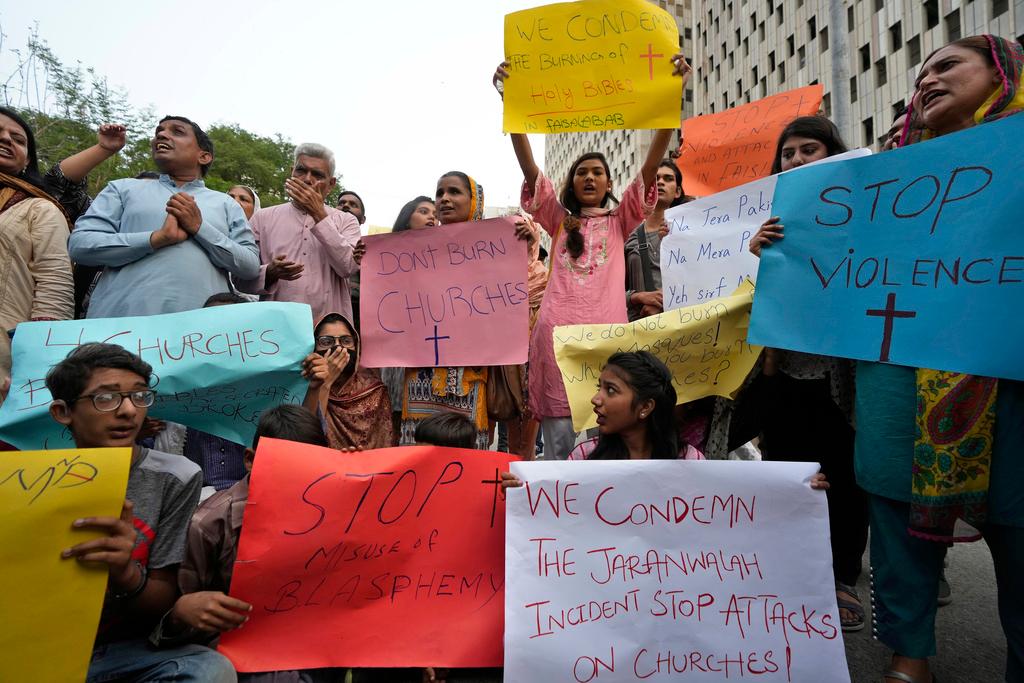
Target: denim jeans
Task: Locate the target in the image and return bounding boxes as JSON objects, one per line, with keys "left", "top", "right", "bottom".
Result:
{"left": 88, "top": 638, "right": 236, "bottom": 683}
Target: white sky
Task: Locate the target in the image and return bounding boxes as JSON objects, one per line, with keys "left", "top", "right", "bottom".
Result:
{"left": 0, "top": 1, "right": 547, "bottom": 229}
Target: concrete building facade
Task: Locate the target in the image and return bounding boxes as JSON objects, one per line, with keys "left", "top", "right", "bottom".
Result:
{"left": 691, "top": 0, "right": 1023, "bottom": 149}
{"left": 542, "top": 0, "right": 695, "bottom": 196}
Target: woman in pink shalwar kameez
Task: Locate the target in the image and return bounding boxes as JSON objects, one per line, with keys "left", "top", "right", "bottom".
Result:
{"left": 493, "top": 54, "right": 692, "bottom": 459}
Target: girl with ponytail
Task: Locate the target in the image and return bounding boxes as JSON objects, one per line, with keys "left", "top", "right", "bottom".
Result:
{"left": 493, "top": 57, "right": 691, "bottom": 460}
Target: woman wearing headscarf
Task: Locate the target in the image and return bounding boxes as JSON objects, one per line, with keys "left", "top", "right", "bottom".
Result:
{"left": 399, "top": 172, "right": 492, "bottom": 449}
{"left": 228, "top": 185, "right": 261, "bottom": 220}
{"left": 302, "top": 312, "right": 392, "bottom": 450}
{"left": 856, "top": 35, "right": 1024, "bottom": 683}
{"left": 0, "top": 106, "right": 74, "bottom": 395}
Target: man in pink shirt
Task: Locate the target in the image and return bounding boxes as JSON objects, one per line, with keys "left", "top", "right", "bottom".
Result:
{"left": 238, "top": 143, "right": 360, "bottom": 320}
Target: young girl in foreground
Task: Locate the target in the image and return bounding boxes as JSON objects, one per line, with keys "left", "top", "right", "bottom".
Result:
{"left": 501, "top": 351, "right": 828, "bottom": 490}
{"left": 493, "top": 56, "right": 690, "bottom": 460}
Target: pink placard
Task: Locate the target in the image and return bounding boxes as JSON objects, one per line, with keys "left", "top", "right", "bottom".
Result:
{"left": 359, "top": 218, "right": 529, "bottom": 367}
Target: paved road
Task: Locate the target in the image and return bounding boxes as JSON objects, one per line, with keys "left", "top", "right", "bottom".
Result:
{"left": 844, "top": 540, "right": 1006, "bottom": 682}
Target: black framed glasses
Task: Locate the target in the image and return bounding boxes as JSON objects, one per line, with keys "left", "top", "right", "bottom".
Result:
{"left": 315, "top": 335, "right": 355, "bottom": 349}
{"left": 72, "top": 390, "right": 157, "bottom": 412}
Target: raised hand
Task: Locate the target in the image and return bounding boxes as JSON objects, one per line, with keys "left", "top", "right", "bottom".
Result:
{"left": 493, "top": 61, "right": 510, "bottom": 99}
{"left": 353, "top": 240, "right": 367, "bottom": 266}
{"left": 97, "top": 124, "right": 127, "bottom": 153}
{"left": 749, "top": 216, "right": 784, "bottom": 257}
{"left": 285, "top": 178, "right": 327, "bottom": 223}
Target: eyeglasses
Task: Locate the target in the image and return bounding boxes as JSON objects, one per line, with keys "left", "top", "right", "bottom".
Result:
{"left": 316, "top": 335, "right": 356, "bottom": 349}
{"left": 72, "top": 390, "right": 157, "bottom": 412}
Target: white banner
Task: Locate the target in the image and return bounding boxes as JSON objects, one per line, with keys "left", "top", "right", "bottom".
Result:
{"left": 661, "top": 148, "right": 872, "bottom": 310}
{"left": 504, "top": 460, "right": 850, "bottom": 683}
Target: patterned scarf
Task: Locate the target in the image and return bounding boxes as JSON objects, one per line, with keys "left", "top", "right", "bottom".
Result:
{"left": 907, "top": 36, "right": 1023, "bottom": 542}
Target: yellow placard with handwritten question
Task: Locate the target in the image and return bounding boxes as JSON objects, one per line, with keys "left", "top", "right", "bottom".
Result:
{"left": 503, "top": 0, "right": 681, "bottom": 134}
{"left": 0, "top": 448, "right": 131, "bottom": 682}
{"left": 554, "top": 282, "right": 761, "bottom": 431}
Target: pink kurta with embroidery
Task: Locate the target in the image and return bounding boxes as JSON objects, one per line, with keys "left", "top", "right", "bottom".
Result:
{"left": 523, "top": 172, "right": 656, "bottom": 419}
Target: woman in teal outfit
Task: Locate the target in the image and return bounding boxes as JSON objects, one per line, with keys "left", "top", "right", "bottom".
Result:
{"left": 856, "top": 35, "right": 1024, "bottom": 683}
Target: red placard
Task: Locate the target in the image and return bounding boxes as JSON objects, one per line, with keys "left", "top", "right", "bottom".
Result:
{"left": 219, "top": 439, "right": 515, "bottom": 672}
{"left": 678, "top": 84, "right": 823, "bottom": 196}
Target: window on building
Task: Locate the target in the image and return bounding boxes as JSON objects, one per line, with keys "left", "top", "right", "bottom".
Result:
{"left": 766, "top": 0, "right": 773, "bottom": 15}
{"left": 874, "top": 0, "right": 883, "bottom": 11}
{"left": 823, "top": 93, "right": 832, "bottom": 117}
{"left": 907, "top": 35, "right": 921, "bottom": 68}
{"left": 710, "top": 102, "right": 716, "bottom": 113}
{"left": 760, "top": 76, "right": 767, "bottom": 97}
{"left": 737, "top": 79, "right": 744, "bottom": 98}
{"left": 892, "top": 100, "right": 905, "bottom": 117}
{"left": 769, "top": 51, "right": 776, "bottom": 71}
{"left": 686, "top": 89, "right": 693, "bottom": 103}
{"left": 847, "top": 5, "right": 854, "bottom": 31}
{"left": 850, "top": 75, "right": 858, "bottom": 102}
{"left": 777, "top": 4, "right": 784, "bottom": 24}
{"left": 808, "top": 16, "right": 817, "bottom": 42}
{"left": 860, "top": 44, "right": 871, "bottom": 72}
{"left": 925, "top": 0, "right": 939, "bottom": 29}
{"left": 993, "top": 0, "right": 1008, "bottom": 16}
{"left": 788, "top": 35, "right": 795, "bottom": 57}
{"left": 744, "top": 37, "right": 749, "bottom": 55}
{"left": 876, "top": 57, "right": 887, "bottom": 85}
{"left": 945, "top": 10, "right": 961, "bottom": 41}
{"left": 729, "top": 52, "right": 735, "bottom": 68}
{"left": 797, "top": 0, "right": 804, "bottom": 6}
{"left": 821, "top": 27, "right": 829, "bottom": 52}
{"left": 759, "top": 21, "right": 765, "bottom": 40}
{"left": 728, "top": 2, "right": 734, "bottom": 19}
{"left": 714, "top": 17, "right": 720, "bottom": 32}
{"left": 798, "top": 46, "right": 806, "bottom": 68}
{"left": 685, "top": 27, "right": 693, "bottom": 40}
{"left": 779, "top": 61, "right": 786, "bottom": 83}
{"left": 751, "top": 15, "right": 757, "bottom": 32}
{"left": 863, "top": 117, "right": 874, "bottom": 146}
{"left": 709, "top": 54, "right": 715, "bottom": 69}
{"left": 752, "top": 65, "right": 759, "bottom": 83}
{"left": 890, "top": 21, "right": 902, "bottom": 50}
{"left": 736, "top": 28, "right": 742, "bottom": 46}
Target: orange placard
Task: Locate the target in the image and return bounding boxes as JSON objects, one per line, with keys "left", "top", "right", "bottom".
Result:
{"left": 218, "top": 439, "right": 516, "bottom": 672}
{"left": 678, "top": 84, "right": 824, "bottom": 196}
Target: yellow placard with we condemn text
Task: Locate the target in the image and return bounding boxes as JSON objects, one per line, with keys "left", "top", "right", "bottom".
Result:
{"left": 503, "top": 0, "right": 681, "bottom": 134}
{"left": 0, "top": 448, "right": 131, "bottom": 682}
{"left": 554, "top": 282, "right": 761, "bottom": 432}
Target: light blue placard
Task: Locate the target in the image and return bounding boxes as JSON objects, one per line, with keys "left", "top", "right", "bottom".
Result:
{"left": 0, "top": 302, "right": 313, "bottom": 450}
{"left": 749, "top": 115, "right": 1024, "bottom": 380}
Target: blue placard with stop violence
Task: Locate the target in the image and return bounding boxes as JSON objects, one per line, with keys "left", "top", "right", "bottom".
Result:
{"left": 749, "top": 114, "right": 1024, "bottom": 379}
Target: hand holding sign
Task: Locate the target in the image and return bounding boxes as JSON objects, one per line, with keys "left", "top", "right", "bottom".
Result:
{"left": 749, "top": 115, "right": 1024, "bottom": 379}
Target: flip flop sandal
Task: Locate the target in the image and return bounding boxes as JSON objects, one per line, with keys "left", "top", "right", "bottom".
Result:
{"left": 836, "top": 581, "right": 865, "bottom": 632}
{"left": 882, "top": 670, "right": 937, "bottom": 683}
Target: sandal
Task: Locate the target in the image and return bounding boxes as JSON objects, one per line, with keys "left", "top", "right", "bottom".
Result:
{"left": 835, "top": 581, "right": 865, "bottom": 632}
{"left": 882, "top": 671, "right": 937, "bottom": 683}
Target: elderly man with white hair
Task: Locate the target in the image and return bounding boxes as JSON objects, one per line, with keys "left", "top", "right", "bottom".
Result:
{"left": 237, "top": 142, "right": 361, "bottom": 321}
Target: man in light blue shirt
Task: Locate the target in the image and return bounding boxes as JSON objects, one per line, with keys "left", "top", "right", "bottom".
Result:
{"left": 70, "top": 116, "right": 260, "bottom": 318}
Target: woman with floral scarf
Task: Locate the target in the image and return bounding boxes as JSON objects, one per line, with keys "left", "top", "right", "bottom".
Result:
{"left": 856, "top": 35, "right": 1024, "bottom": 683}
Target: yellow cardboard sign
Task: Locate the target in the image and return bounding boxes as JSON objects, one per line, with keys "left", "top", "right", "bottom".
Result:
{"left": 0, "top": 448, "right": 131, "bottom": 682}
{"left": 503, "top": 0, "right": 681, "bottom": 134}
{"left": 554, "top": 282, "right": 761, "bottom": 431}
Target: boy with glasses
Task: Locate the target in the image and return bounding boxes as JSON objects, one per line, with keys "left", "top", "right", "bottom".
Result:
{"left": 48, "top": 342, "right": 235, "bottom": 682}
